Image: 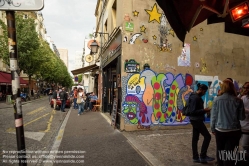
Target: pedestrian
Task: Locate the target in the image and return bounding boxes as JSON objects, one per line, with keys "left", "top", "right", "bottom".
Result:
{"left": 52, "top": 89, "right": 58, "bottom": 109}
{"left": 77, "top": 88, "right": 85, "bottom": 116}
{"left": 48, "top": 89, "right": 53, "bottom": 103}
{"left": 73, "top": 87, "right": 78, "bottom": 109}
{"left": 89, "top": 92, "right": 98, "bottom": 111}
{"left": 239, "top": 82, "right": 249, "bottom": 158}
{"left": 31, "top": 88, "right": 34, "bottom": 97}
{"left": 211, "top": 79, "right": 245, "bottom": 166}
{"left": 188, "top": 83, "right": 214, "bottom": 163}
{"left": 59, "top": 87, "right": 67, "bottom": 112}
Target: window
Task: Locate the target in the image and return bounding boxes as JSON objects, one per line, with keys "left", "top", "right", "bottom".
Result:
{"left": 112, "top": 0, "right": 117, "bottom": 29}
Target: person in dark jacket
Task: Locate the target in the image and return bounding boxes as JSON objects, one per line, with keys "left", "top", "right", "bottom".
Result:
{"left": 52, "top": 89, "right": 58, "bottom": 109}
{"left": 188, "top": 83, "right": 214, "bottom": 163}
{"left": 59, "top": 88, "right": 67, "bottom": 112}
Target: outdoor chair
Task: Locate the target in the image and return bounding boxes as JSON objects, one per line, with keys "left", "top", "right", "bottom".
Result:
{"left": 92, "top": 99, "right": 101, "bottom": 112}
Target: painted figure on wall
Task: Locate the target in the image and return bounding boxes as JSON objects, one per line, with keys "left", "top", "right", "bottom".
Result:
{"left": 122, "top": 69, "right": 235, "bottom": 127}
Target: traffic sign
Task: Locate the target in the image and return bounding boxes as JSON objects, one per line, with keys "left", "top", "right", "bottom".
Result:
{"left": 0, "top": 0, "right": 44, "bottom": 11}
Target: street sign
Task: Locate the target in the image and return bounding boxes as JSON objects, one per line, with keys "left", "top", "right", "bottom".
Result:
{"left": 0, "top": 0, "right": 44, "bottom": 11}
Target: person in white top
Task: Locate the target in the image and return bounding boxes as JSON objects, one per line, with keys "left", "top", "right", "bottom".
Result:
{"left": 240, "top": 82, "right": 249, "bottom": 157}
{"left": 77, "top": 88, "right": 85, "bottom": 116}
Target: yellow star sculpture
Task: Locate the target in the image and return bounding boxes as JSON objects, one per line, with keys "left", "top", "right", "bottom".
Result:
{"left": 200, "top": 28, "right": 203, "bottom": 31}
{"left": 193, "top": 36, "right": 197, "bottom": 41}
{"left": 152, "top": 35, "right": 157, "bottom": 40}
{"left": 140, "top": 25, "right": 146, "bottom": 33}
{"left": 145, "top": 3, "right": 162, "bottom": 24}
{"left": 133, "top": 10, "right": 139, "bottom": 17}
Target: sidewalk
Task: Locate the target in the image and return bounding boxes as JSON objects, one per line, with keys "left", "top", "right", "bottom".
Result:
{"left": 50, "top": 109, "right": 150, "bottom": 166}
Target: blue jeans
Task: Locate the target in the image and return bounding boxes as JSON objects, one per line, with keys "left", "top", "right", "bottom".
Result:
{"left": 78, "top": 102, "right": 84, "bottom": 114}
{"left": 73, "top": 98, "right": 78, "bottom": 109}
{"left": 61, "top": 100, "right": 66, "bottom": 111}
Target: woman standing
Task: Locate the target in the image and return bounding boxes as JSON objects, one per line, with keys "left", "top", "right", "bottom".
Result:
{"left": 77, "top": 88, "right": 85, "bottom": 116}
{"left": 211, "top": 79, "right": 245, "bottom": 166}
{"left": 240, "top": 82, "right": 249, "bottom": 159}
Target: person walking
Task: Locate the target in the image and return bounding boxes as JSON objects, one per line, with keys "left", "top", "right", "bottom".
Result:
{"left": 48, "top": 89, "right": 53, "bottom": 103}
{"left": 188, "top": 83, "right": 214, "bottom": 163}
{"left": 52, "top": 89, "right": 58, "bottom": 109}
{"left": 239, "top": 82, "right": 249, "bottom": 159}
{"left": 211, "top": 79, "right": 245, "bottom": 166}
{"left": 73, "top": 87, "right": 78, "bottom": 109}
{"left": 59, "top": 87, "right": 67, "bottom": 112}
{"left": 77, "top": 88, "right": 85, "bottom": 116}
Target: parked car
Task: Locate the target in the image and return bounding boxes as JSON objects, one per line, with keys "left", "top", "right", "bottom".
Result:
{"left": 50, "top": 95, "right": 71, "bottom": 109}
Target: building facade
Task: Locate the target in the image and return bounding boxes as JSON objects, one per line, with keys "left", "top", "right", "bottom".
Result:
{"left": 58, "top": 48, "right": 69, "bottom": 68}
{"left": 94, "top": 0, "right": 249, "bottom": 131}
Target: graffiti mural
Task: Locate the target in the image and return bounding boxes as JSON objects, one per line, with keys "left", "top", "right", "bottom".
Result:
{"left": 122, "top": 69, "right": 228, "bottom": 127}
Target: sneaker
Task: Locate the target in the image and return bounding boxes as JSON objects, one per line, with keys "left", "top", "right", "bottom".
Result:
{"left": 193, "top": 158, "right": 200, "bottom": 163}
{"left": 200, "top": 156, "right": 215, "bottom": 163}
{"left": 78, "top": 114, "right": 80, "bottom": 116}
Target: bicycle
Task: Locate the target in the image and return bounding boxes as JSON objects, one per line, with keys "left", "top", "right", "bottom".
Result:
{"left": 0, "top": 0, "right": 21, "bottom": 7}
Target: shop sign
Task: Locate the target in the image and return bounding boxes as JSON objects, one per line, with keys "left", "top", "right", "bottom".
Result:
{"left": 124, "top": 59, "right": 140, "bottom": 73}
{"left": 125, "top": 22, "right": 134, "bottom": 32}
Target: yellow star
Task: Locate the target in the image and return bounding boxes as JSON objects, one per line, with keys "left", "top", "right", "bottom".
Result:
{"left": 145, "top": 3, "right": 162, "bottom": 24}
{"left": 193, "top": 36, "right": 197, "bottom": 41}
{"left": 140, "top": 25, "right": 146, "bottom": 33}
{"left": 133, "top": 10, "right": 139, "bottom": 17}
{"left": 152, "top": 35, "right": 157, "bottom": 40}
{"left": 168, "top": 29, "right": 175, "bottom": 37}
{"left": 200, "top": 28, "right": 203, "bottom": 31}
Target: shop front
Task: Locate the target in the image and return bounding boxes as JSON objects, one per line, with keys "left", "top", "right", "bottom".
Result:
{"left": 100, "top": 30, "right": 122, "bottom": 128}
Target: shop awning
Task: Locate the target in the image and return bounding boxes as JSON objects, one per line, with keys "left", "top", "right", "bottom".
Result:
{"left": 0, "top": 72, "right": 10, "bottom": 83}
{"left": 71, "top": 64, "right": 99, "bottom": 75}
{"left": 0, "top": 72, "right": 28, "bottom": 85}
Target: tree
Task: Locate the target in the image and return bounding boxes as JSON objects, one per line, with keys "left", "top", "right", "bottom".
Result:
{"left": 78, "top": 74, "right": 83, "bottom": 84}
{"left": 0, "top": 18, "right": 9, "bottom": 65}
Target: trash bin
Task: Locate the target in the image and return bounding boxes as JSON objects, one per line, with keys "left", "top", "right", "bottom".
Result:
{"left": 6, "top": 95, "right": 12, "bottom": 104}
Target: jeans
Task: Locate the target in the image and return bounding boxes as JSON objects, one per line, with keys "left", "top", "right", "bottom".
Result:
{"left": 61, "top": 100, "right": 66, "bottom": 111}
{"left": 89, "top": 101, "right": 96, "bottom": 110}
{"left": 241, "top": 133, "right": 249, "bottom": 152}
{"left": 78, "top": 102, "right": 84, "bottom": 114}
{"left": 215, "top": 129, "right": 241, "bottom": 166}
{"left": 73, "top": 98, "right": 78, "bottom": 109}
{"left": 190, "top": 120, "right": 211, "bottom": 159}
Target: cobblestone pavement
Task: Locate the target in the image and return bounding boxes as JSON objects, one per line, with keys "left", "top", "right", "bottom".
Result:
{"left": 122, "top": 126, "right": 217, "bottom": 166}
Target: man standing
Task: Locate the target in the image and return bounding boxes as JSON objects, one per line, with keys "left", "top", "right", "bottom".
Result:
{"left": 52, "top": 89, "right": 58, "bottom": 109}
{"left": 188, "top": 83, "right": 214, "bottom": 163}
{"left": 59, "top": 87, "right": 67, "bottom": 112}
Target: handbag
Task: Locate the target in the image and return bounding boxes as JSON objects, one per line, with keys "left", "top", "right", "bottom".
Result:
{"left": 76, "top": 97, "right": 82, "bottom": 104}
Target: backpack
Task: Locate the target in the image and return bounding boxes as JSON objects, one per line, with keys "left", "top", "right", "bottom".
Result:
{"left": 182, "top": 93, "right": 192, "bottom": 116}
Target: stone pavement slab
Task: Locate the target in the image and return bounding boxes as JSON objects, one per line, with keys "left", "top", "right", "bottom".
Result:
{"left": 52, "top": 110, "right": 150, "bottom": 166}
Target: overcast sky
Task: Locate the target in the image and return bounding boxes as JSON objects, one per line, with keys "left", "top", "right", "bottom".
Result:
{"left": 41, "top": 0, "right": 97, "bottom": 74}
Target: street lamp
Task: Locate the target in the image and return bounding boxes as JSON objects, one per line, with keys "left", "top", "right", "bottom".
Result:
{"left": 89, "top": 32, "right": 109, "bottom": 54}
{"left": 90, "top": 40, "right": 99, "bottom": 54}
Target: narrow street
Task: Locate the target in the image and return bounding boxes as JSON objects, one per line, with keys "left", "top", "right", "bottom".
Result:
{"left": 0, "top": 96, "right": 68, "bottom": 166}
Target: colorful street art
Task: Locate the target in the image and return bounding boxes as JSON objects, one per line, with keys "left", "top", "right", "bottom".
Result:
{"left": 121, "top": 69, "right": 234, "bottom": 127}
